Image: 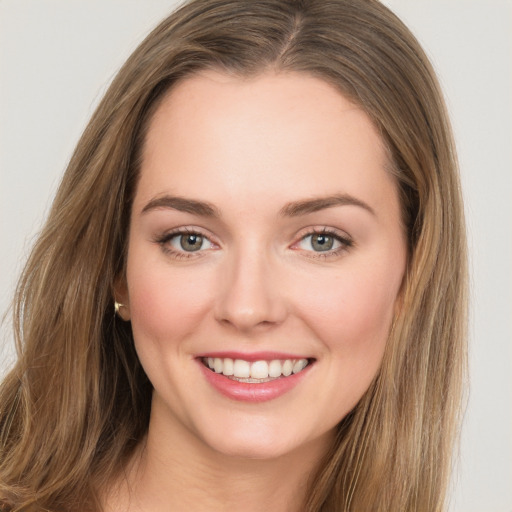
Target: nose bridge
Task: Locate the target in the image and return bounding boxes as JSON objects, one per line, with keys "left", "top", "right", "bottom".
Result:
{"left": 215, "top": 240, "right": 286, "bottom": 331}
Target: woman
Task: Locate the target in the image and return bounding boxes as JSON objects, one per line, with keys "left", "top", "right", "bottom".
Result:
{"left": 0, "top": 0, "right": 467, "bottom": 511}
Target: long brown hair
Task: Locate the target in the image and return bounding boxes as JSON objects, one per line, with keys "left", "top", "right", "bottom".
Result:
{"left": 0, "top": 1, "right": 467, "bottom": 510}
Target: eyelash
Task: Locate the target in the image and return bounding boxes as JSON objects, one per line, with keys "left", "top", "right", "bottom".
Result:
{"left": 154, "top": 227, "right": 353, "bottom": 260}
{"left": 293, "top": 228, "right": 353, "bottom": 259}
{"left": 154, "top": 228, "right": 215, "bottom": 260}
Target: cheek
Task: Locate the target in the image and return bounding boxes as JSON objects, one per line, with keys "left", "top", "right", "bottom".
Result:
{"left": 126, "top": 255, "right": 214, "bottom": 347}
{"left": 294, "top": 259, "right": 403, "bottom": 418}
{"left": 298, "top": 259, "right": 402, "bottom": 360}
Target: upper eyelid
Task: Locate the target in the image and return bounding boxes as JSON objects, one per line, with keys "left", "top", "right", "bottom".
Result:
{"left": 293, "top": 226, "right": 353, "bottom": 242}
{"left": 158, "top": 226, "right": 215, "bottom": 241}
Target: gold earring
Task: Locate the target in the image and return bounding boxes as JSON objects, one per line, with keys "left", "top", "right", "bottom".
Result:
{"left": 114, "top": 301, "right": 126, "bottom": 315}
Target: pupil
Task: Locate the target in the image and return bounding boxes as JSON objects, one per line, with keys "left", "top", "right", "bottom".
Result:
{"left": 312, "top": 234, "right": 333, "bottom": 251}
{"left": 180, "top": 234, "right": 202, "bottom": 251}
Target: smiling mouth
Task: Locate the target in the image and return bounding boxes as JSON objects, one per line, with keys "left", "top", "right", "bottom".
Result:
{"left": 202, "top": 357, "right": 313, "bottom": 383}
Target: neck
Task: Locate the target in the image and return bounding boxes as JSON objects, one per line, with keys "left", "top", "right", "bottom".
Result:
{"left": 102, "top": 404, "right": 333, "bottom": 512}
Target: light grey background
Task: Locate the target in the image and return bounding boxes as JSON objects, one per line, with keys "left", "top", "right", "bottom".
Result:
{"left": 1, "top": 1, "right": 511, "bottom": 511}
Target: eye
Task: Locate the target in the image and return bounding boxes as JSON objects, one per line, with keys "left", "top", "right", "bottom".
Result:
{"left": 168, "top": 232, "right": 213, "bottom": 252}
{"left": 301, "top": 233, "right": 339, "bottom": 252}
{"left": 155, "top": 228, "right": 217, "bottom": 258}
{"left": 293, "top": 229, "right": 353, "bottom": 256}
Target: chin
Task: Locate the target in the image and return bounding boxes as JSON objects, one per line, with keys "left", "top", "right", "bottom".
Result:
{"left": 210, "top": 437, "right": 301, "bottom": 461}
{"left": 195, "top": 416, "right": 331, "bottom": 463}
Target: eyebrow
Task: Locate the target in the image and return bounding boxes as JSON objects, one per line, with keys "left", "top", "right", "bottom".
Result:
{"left": 141, "top": 195, "right": 220, "bottom": 217}
{"left": 141, "top": 193, "right": 375, "bottom": 218}
{"left": 280, "top": 194, "right": 375, "bottom": 217}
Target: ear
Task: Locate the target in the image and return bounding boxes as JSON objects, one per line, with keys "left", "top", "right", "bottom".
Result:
{"left": 114, "top": 276, "right": 131, "bottom": 322}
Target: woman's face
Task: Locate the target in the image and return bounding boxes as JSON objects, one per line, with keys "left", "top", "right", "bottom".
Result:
{"left": 119, "top": 71, "right": 407, "bottom": 460}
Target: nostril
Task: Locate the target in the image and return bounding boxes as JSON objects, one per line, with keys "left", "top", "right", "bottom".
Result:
{"left": 213, "top": 261, "right": 288, "bottom": 330}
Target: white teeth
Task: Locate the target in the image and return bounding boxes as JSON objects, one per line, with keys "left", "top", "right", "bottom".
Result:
{"left": 213, "top": 358, "right": 223, "bottom": 373}
{"left": 205, "top": 357, "right": 309, "bottom": 380}
{"left": 282, "top": 360, "right": 293, "bottom": 377}
{"left": 268, "top": 360, "right": 282, "bottom": 378}
{"left": 250, "top": 360, "right": 269, "bottom": 379}
{"left": 233, "top": 359, "right": 250, "bottom": 378}
{"left": 222, "top": 358, "right": 234, "bottom": 376}
{"left": 293, "top": 359, "right": 308, "bottom": 374}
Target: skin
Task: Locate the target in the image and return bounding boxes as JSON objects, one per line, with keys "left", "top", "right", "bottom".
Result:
{"left": 111, "top": 70, "right": 407, "bottom": 511}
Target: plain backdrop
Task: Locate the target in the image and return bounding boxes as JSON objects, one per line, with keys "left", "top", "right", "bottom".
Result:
{"left": 1, "top": 1, "right": 511, "bottom": 511}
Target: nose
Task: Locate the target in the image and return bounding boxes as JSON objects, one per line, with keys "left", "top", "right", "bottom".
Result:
{"left": 214, "top": 247, "right": 288, "bottom": 333}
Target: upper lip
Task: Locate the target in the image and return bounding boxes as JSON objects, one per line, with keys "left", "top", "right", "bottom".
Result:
{"left": 195, "top": 351, "right": 314, "bottom": 362}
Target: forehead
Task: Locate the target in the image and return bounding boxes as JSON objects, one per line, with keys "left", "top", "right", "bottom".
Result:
{"left": 135, "top": 70, "right": 398, "bottom": 221}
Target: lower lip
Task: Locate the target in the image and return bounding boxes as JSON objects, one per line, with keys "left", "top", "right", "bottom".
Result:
{"left": 197, "top": 360, "right": 313, "bottom": 403}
